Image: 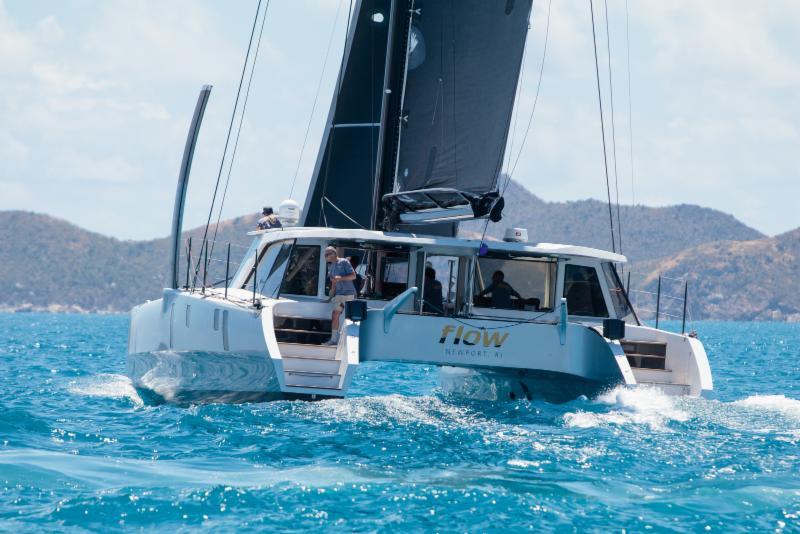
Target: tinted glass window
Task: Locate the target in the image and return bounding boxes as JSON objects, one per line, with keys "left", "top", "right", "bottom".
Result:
{"left": 280, "top": 245, "right": 320, "bottom": 296}
{"left": 601, "top": 262, "right": 637, "bottom": 323}
{"left": 377, "top": 251, "right": 409, "bottom": 299}
{"left": 473, "top": 257, "right": 557, "bottom": 312}
{"left": 564, "top": 265, "right": 609, "bottom": 318}
{"left": 422, "top": 255, "right": 460, "bottom": 315}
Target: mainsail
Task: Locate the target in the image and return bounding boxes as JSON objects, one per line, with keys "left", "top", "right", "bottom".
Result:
{"left": 302, "top": 0, "right": 394, "bottom": 230}
{"left": 302, "top": 0, "right": 533, "bottom": 233}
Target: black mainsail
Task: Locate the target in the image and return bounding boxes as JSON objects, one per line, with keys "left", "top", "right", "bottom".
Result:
{"left": 302, "top": 0, "right": 533, "bottom": 234}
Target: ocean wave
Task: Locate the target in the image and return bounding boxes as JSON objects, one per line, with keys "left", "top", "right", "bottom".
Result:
{"left": 733, "top": 395, "right": 800, "bottom": 420}
{"left": 563, "top": 386, "right": 689, "bottom": 430}
{"left": 0, "top": 449, "right": 383, "bottom": 490}
{"left": 67, "top": 373, "right": 143, "bottom": 407}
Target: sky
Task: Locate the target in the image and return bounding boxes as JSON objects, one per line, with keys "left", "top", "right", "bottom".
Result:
{"left": 1, "top": 0, "right": 798, "bottom": 240}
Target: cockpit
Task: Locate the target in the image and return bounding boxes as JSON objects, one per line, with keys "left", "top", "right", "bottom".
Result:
{"left": 230, "top": 230, "right": 638, "bottom": 326}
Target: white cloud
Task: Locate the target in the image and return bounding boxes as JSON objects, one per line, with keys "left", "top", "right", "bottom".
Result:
{"left": 508, "top": 0, "right": 800, "bottom": 235}
{"left": 0, "top": 0, "right": 798, "bottom": 238}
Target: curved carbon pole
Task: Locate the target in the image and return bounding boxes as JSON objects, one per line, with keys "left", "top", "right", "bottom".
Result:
{"left": 169, "top": 85, "right": 212, "bottom": 289}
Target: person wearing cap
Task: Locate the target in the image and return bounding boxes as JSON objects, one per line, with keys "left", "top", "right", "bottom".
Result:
{"left": 256, "top": 206, "right": 282, "bottom": 230}
{"left": 324, "top": 246, "right": 357, "bottom": 345}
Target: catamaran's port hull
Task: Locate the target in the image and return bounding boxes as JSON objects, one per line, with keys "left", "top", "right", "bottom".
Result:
{"left": 127, "top": 350, "right": 343, "bottom": 403}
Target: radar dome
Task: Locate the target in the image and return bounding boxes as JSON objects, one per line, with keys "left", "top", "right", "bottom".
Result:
{"left": 278, "top": 199, "right": 301, "bottom": 227}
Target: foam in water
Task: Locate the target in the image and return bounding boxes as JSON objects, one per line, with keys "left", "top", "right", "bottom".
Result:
{"left": 733, "top": 395, "right": 800, "bottom": 420}
{"left": 563, "top": 385, "right": 689, "bottom": 430}
{"left": 68, "top": 374, "right": 144, "bottom": 407}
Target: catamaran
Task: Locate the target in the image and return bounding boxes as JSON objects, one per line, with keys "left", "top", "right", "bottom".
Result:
{"left": 127, "top": 0, "right": 712, "bottom": 402}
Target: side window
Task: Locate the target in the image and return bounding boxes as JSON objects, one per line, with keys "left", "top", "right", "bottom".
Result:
{"left": 280, "top": 245, "right": 320, "bottom": 297}
{"left": 421, "top": 255, "right": 461, "bottom": 315}
{"left": 564, "top": 265, "right": 609, "bottom": 318}
{"left": 376, "top": 251, "right": 409, "bottom": 299}
{"left": 256, "top": 240, "right": 293, "bottom": 297}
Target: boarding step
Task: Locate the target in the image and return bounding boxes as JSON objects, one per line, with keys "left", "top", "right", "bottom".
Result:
{"left": 285, "top": 370, "right": 341, "bottom": 389}
{"left": 626, "top": 353, "right": 667, "bottom": 370}
{"left": 632, "top": 367, "right": 673, "bottom": 383}
{"left": 282, "top": 356, "right": 341, "bottom": 374}
{"left": 621, "top": 340, "right": 667, "bottom": 356}
{"left": 636, "top": 381, "right": 690, "bottom": 396}
{"left": 274, "top": 316, "right": 332, "bottom": 344}
{"left": 277, "top": 342, "right": 337, "bottom": 359}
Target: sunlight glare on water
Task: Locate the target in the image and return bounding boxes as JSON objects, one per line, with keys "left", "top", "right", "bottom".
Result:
{"left": 0, "top": 314, "right": 799, "bottom": 531}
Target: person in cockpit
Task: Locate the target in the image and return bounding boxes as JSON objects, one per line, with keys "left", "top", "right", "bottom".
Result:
{"left": 478, "top": 270, "right": 522, "bottom": 309}
{"left": 423, "top": 267, "right": 444, "bottom": 314}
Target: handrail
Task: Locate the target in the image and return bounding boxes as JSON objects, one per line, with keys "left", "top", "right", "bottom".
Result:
{"left": 626, "top": 270, "right": 691, "bottom": 334}
{"left": 383, "top": 287, "right": 418, "bottom": 333}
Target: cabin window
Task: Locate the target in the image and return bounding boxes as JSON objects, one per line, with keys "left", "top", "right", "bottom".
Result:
{"left": 237, "top": 239, "right": 293, "bottom": 297}
{"left": 473, "top": 256, "right": 556, "bottom": 312}
{"left": 377, "top": 251, "right": 410, "bottom": 299}
{"left": 564, "top": 264, "right": 609, "bottom": 318}
{"left": 280, "top": 245, "right": 321, "bottom": 297}
{"left": 321, "top": 242, "right": 411, "bottom": 301}
{"left": 421, "top": 255, "right": 462, "bottom": 316}
{"left": 601, "top": 263, "right": 639, "bottom": 324}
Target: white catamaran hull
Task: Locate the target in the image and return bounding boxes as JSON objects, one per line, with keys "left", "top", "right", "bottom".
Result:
{"left": 127, "top": 287, "right": 712, "bottom": 403}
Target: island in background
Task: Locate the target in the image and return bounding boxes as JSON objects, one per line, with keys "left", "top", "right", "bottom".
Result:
{"left": 1, "top": 179, "right": 797, "bottom": 322}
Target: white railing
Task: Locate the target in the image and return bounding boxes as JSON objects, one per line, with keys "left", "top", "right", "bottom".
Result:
{"left": 625, "top": 271, "right": 692, "bottom": 334}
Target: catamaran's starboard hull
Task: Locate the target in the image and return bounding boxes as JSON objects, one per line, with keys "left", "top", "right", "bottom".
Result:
{"left": 438, "top": 366, "right": 618, "bottom": 403}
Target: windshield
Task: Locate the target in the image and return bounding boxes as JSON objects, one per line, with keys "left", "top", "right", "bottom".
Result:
{"left": 601, "top": 262, "right": 639, "bottom": 324}
{"left": 473, "top": 256, "right": 557, "bottom": 312}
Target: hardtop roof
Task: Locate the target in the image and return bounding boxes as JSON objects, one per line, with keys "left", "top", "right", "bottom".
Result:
{"left": 248, "top": 226, "right": 627, "bottom": 263}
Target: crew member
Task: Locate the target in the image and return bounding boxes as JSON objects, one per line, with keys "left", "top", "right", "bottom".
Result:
{"left": 478, "top": 270, "right": 522, "bottom": 309}
{"left": 324, "top": 246, "right": 357, "bottom": 345}
{"left": 423, "top": 267, "right": 444, "bottom": 314}
{"left": 256, "top": 207, "right": 282, "bottom": 230}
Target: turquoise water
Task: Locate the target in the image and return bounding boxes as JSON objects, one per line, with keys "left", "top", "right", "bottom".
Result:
{"left": 1, "top": 314, "right": 799, "bottom": 531}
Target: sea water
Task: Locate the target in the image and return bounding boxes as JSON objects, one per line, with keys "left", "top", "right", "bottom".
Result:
{"left": 0, "top": 314, "right": 798, "bottom": 531}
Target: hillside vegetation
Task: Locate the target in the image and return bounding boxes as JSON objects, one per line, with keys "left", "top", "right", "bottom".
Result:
{"left": 461, "top": 180, "right": 763, "bottom": 262}
{"left": 0, "top": 180, "right": 794, "bottom": 321}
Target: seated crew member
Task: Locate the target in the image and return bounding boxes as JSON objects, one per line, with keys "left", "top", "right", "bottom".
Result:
{"left": 256, "top": 206, "right": 282, "bottom": 230}
{"left": 422, "top": 267, "right": 444, "bottom": 314}
{"left": 478, "top": 270, "right": 522, "bottom": 309}
{"left": 323, "top": 246, "right": 357, "bottom": 345}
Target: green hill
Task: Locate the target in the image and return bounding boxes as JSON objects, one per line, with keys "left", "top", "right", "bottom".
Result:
{"left": 460, "top": 179, "right": 764, "bottom": 262}
{"left": 0, "top": 180, "right": 792, "bottom": 320}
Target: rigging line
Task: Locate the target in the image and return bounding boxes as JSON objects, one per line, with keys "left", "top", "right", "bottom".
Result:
{"left": 508, "top": 0, "right": 551, "bottom": 179}
{"left": 205, "top": 0, "right": 272, "bottom": 273}
{"left": 318, "top": 0, "right": 355, "bottom": 226}
{"left": 625, "top": 0, "right": 636, "bottom": 208}
{"left": 589, "top": 0, "right": 617, "bottom": 254}
{"left": 192, "top": 0, "right": 264, "bottom": 288}
{"left": 479, "top": 0, "right": 551, "bottom": 245}
{"left": 603, "top": 0, "right": 623, "bottom": 256}
{"left": 503, "top": 21, "right": 530, "bottom": 177}
{"left": 323, "top": 196, "right": 366, "bottom": 229}
{"left": 289, "top": 0, "right": 344, "bottom": 200}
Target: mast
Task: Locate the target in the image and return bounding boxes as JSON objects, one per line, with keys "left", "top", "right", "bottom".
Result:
{"left": 169, "top": 85, "right": 212, "bottom": 289}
